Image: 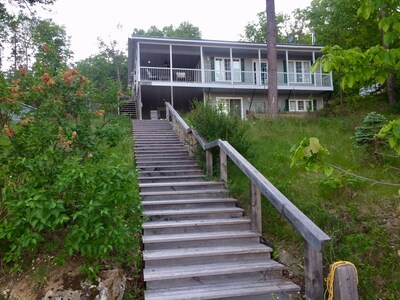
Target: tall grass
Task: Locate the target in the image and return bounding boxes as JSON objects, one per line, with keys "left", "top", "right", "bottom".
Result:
{"left": 189, "top": 98, "right": 400, "bottom": 298}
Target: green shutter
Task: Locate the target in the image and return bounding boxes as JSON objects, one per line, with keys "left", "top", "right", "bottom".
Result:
{"left": 241, "top": 58, "right": 245, "bottom": 82}
{"left": 211, "top": 57, "right": 215, "bottom": 81}
{"left": 313, "top": 99, "right": 317, "bottom": 111}
{"left": 283, "top": 60, "right": 287, "bottom": 84}
{"left": 285, "top": 99, "right": 289, "bottom": 111}
{"left": 311, "top": 61, "right": 315, "bottom": 84}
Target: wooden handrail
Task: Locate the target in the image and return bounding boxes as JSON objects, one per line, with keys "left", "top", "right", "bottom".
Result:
{"left": 165, "top": 102, "right": 331, "bottom": 299}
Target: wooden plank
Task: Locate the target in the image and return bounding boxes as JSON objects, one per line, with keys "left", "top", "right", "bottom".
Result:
{"left": 220, "top": 148, "right": 227, "bottom": 183}
{"left": 165, "top": 102, "right": 191, "bottom": 133}
{"left": 333, "top": 265, "right": 359, "bottom": 300}
{"left": 219, "top": 140, "right": 330, "bottom": 252}
{"left": 304, "top": 241, "right": 324, "bottom": 300}
{"left": 250, "top": 181, "right": 262, "bottom": 235}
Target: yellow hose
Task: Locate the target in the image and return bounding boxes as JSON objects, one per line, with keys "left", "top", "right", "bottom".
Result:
{"left": 325, "top": 261, "right": 358, "bottom": 300}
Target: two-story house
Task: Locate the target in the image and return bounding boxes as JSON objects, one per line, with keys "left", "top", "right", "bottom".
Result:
{"left": 127, "top": 36, "right": 333, "bottom": 120}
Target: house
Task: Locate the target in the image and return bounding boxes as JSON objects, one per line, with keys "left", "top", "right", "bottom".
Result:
{"left": 127, "top": 36, "right": 333, "bottom": 120}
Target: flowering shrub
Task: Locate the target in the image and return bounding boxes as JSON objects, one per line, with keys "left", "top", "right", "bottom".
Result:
{"left": 0, "top": 68, "right": 141, "bottom": 271}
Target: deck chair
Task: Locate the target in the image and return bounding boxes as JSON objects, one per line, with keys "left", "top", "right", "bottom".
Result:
{"left": 146, "top": 69, "right": 159, "bottom": 80}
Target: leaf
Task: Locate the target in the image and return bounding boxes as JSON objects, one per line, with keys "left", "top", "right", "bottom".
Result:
{"left": 303, "top": 137, "right": 323, "bottom": 157}
{"left": 323, "top": 163, "right": 333, "bottom": 177}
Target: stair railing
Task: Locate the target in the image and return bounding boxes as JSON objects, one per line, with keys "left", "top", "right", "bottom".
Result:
{"left": 165, "top": 102, "right": 331, "bottom": 300}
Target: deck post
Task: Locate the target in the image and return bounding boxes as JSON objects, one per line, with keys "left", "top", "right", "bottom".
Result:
{"left": 304, "top": 242, "right": 324, "bottom": 300}
{"left": 206, "top": 150, "right": 213, "bottom": 177}
{"left": 333, "top": 265, "right": 359, "bottom": 300}
{"left": 249, "top": 181, "right": 262, "bottom": 235}
{"left": 220, "top": 149, "right": 227, "bottom": 183}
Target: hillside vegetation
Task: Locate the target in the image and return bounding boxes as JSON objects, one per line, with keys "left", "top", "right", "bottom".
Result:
{"left": 189, "top": 97, "right": 399, "bottom": 299}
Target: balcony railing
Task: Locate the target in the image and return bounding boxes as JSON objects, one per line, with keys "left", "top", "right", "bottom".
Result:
{"left": 140, "top": 67, "right": 333, "bottom": 88}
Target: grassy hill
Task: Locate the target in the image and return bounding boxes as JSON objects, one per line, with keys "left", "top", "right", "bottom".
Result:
{"left": 222, "top": 97, "right": 399, "bottom": 299}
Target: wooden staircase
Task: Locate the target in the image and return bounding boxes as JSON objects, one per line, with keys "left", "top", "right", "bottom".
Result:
{"left": 120, "top": 99, "right": 137, "bottom": 118}
{"left": 133, "top": 120, "right": 301, "bottom": 300}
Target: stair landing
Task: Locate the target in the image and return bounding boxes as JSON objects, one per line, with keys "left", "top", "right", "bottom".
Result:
{"left": 133, "top": 119, "right": 301, "bottom": 300}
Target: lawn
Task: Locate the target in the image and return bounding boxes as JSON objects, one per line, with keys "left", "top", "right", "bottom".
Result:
{"left": 218, "top": 98, "right": 399, "bottom": 299}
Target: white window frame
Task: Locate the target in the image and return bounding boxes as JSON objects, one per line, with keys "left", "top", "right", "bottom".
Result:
{"left": 216, "top": 97, "right": 244, "bottom": 119}
{"left": 214, "top": 57, "right": 241, "bottom": 82}
{"left": 252, "top": 60, "right": 268, "bottom": 85}
{"left": 289, "top": 99, "right": 314, "bottom": 112}
{"left": 288, "top": 60, "right": 311, "bottom": 83}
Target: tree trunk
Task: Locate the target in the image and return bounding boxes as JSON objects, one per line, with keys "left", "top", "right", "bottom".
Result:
{"left": 381, "top": 3, "right": 397, "bottom": 104}
{"left": 266, "top": 0, "right": 279, "bottom": 118}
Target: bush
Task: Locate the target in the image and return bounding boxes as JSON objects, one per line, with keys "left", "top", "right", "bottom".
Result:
{"left": 187, "top": 100, "right": 251, "bottom": 155}
{"left": 354, "top": 112, "right": 387, "bottom": 157}
{"left": 0, "top": 68, "right": 141, "bottom": 270}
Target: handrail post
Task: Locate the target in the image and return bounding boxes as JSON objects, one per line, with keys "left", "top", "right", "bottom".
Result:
{"left": 250, "top": 181, "right": 262, "bottom": 235}
{"left": 220, "top": 148, "right": 227, "bottom": 183}
{"left": 179, "top": 126, "right": 185, "bottom": 143}
{"left": 206, "top": 150, "right": 213, "bottom": 176}
{"left": 304, "top": 241, "right": 324, "bottom": 300}
{"left": 166, "top": 105, "right": 170, "bottom": 121}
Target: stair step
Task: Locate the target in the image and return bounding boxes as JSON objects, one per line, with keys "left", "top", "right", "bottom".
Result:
{"left": 139, "top": 175, "right": 204, "bottom": 183}
{"left": 139, "top": 170, "right": 203, "bottom": 177}
{"left": 139, "top": 181, "right": 225, "bottom": 192}
{"left": 144, "top": 261, "right": 284, "bottom": 282}
{"left": 141, "top": 189, "right": 228, "bottom": 200}
{"left": 143, "top": 207, "right": 243, "bottom": 221}
{"left": 143, "top": 218, "right": 251, "bottom": 235}
{"left": 143, "top": 230, "right": 256, "bottom": 245}
{"left": 142, "top": 198, "right": 236, "bottom": 210}
{"left": 144, "top": 244, "right": 272, "bottom": 262}
{"left": 138, "top": 164, "right": 199, "bottom": 172}
{"left": 145, "top": 278, "right": 301, "bottom": 300}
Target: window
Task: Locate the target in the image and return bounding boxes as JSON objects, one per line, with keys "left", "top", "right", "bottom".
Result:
{"left": 214, "top": 58, "right": 241, "bottom": 82}
{"left": 216, "top": 98, "right": 243, "bottom": 118}
{"left": 288, "top": 61, "right": 311, "bottom": 83}
{"left": 253, "top": 61, "right": 268, "bottom": 85}
{"left": 289, "top": 99, "right": 314, "bottom": 112}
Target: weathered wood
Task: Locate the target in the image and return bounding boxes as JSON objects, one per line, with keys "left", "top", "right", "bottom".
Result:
{"left": 206, "top": 150, "right": 213, "bottom": 177}
{"left": 166, "top": 106, "right": 170, "bottom": 121}
{"left": 304, "top": 241, "right": 324, "bottom": 300}
{"left": 250, "top": 181, "right": 262, "bottom": 235}
{"left": 220, "top": 149, "right": 227, "bottom": 183}
{"left": 219, "top": 141, "right": 330, "bottom": 252}
{"left": 333, "top": 265, "right": 359, "bottom": 300}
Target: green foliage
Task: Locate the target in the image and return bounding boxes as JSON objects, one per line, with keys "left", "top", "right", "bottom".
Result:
{"left": 242, "top": 10, "right": 311, "bottom": 44}
{"left": 290, "top": 137, "right": 332, "bottom": 175}
{"left": 224, "top": 109, "right": 399, "bottom": 298}
{"left": 187, "top": 100, "right": 251, "bottom": 155}
{"left": 305, "top": 0, "right": 381, "bottom": 49}
{"left": 313, "top": 0, "right": 400, "bottom": 102}
{"left": 132, "top": 22, "right": 202, "bottom": 39}
{"left": 354, "top": 111, "right": 387, "bottom": 150}
{"left": 0, "top": 68, "right": 141, "bottom": 269}
{"left": 377, "top": 118, "right": 400, "bottom": 154}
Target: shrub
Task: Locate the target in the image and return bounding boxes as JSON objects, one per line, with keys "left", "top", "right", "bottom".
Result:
{"left": 187, "top": 100, "right": 251, "bottom": 155}
{"left": 0, "top": 68, "right": 141, "bottom": 270}
{"left": 354, "top": 112, "right": 387, "bottom": 157}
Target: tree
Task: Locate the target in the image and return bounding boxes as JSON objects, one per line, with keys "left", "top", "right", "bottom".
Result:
{"left": 7, "top": 13, "right": 34, "bottom": 71}
{"left": 32, "top": 19, "right": 73, "bottom": 75}
{"left": 132, "top": 22, "right": 202, "bottom": 39}
{"left": 242, "top": 10, "right": 311, "bottom": 44}
{"left": 266, "top": 0, "right": 278, "bottom": 118}
{"left": 314, "top": 0, "right": 400, "bottom": 104}
{"left": 305, "top": 0, "right": 381, "bottom": 49}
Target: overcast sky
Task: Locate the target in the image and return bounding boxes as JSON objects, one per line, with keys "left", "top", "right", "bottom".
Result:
{"left": 36, "top": 0, "right": 312, "bottom": 62}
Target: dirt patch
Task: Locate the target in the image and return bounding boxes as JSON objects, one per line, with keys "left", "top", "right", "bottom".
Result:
{"left": 0, "top": 256, "right": 85, "bottom": 300}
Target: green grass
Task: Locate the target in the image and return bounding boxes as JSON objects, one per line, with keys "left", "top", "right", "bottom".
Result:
{"left": 219, "top": 98, "right": 400, "bottom": 299}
